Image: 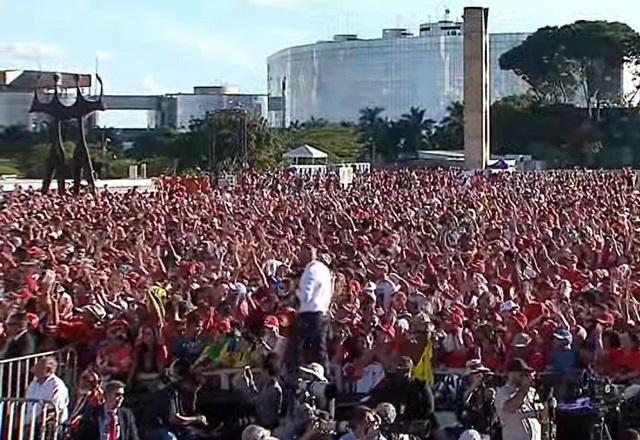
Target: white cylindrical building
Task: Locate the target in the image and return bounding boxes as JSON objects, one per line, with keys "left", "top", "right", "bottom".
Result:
{"left": 267, "top": 21, "right": 530, "bottom": 127}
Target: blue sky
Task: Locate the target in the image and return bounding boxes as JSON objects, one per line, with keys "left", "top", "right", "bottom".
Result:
{"left": 1, "top": 0, "right": 639, "bottom": 125}
{"left": 2, "top": 0, "right": 640, "bottom": 95}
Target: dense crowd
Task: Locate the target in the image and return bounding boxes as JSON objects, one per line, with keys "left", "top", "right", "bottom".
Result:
{"left": 3, "top": 168, "right": 640, "bottom": 440}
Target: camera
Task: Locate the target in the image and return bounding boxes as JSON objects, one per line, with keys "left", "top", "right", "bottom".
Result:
{"left": 297, "top": 379, "right": 337, "bottom": 410}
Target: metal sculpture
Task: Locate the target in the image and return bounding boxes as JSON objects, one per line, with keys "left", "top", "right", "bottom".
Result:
{"left": 29, "top": 73, "right": 105, "bottom": 194}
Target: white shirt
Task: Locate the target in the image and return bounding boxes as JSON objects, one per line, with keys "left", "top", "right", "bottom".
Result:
{"left": 376, "top": 278, "right": 398, "bottom": 310}
{"left": 25, "top": 374, "right": 69, "bottom": 424}
{"left": 356, "top": 362, "right": 385, "bottom": 394}
{"left": 296, "top": 260, "right": 332, "bottom": 314}
{"left": 494, "top": 384, "right": 541, "bottom": 440}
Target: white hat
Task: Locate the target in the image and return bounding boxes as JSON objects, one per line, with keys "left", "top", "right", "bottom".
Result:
{"left": 364, "top": 281, "right": 377, "bottom": 292}
{"left": 375, "top": 402, "right": 397, "bottom": 424}
{"left": 299, "top": 362, "right": 327, "bottom": 382}
{"left": 231, "top": 282, "right": 248, "bottom": 296}
{"left": 459, "top": 429, "right": 482, "bottom": 440}
{"left": 499, "top": 300, "right": 519, "bottom": 314}
{"left": 465, "top": 359, "right": 490, "bottom": 375}
{"left": 241, "top": 425, "right": 278, "bottom": 440}
{"left": 396, "top": 318, "right": 410, "bottom": 332}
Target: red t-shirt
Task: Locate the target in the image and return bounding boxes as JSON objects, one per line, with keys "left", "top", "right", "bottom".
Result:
{"left": 97, "top": 344, "right": 133, "bottom": 377}
{"left": 607, "top": 348, "right": 627, "bottom": 374}
{"left": 55, "top": 318, "right": 104, "bottom": 346}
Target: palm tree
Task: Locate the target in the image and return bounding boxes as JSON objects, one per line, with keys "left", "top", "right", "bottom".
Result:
{"left": 303, "top": 117, "right": 329, "bottom": 129}
{"left": 433, "top": 101, "right": 464, "bottom": 150}
{"left": 398, "top": 106, "right": 435, "bottom": 152}
{"left": 357, "top": 107, "right": 386, "bottom": 162}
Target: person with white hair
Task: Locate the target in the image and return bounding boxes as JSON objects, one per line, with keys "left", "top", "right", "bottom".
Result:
{"left": 25, "top": 357, "right": 70, "bottom": 425}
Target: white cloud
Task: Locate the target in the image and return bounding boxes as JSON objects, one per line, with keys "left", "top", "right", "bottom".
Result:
{"left": 142, "top": 74, "right": 170, "bottom": 95}
{"left": 0, "top": 42, "right": 63, "bottom": 62}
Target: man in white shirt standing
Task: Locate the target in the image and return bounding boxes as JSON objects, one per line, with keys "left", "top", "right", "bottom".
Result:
{"left": 494, "top": 358, "right": 542, "bottom": 440}
{"left": 287, "top": 244, "right": 332, "bottom": 379}
{"left": 25, "top": 357, "right": 70, "bottom": 426}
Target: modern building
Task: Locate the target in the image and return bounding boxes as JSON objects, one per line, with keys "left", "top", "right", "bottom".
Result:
{"left": 0, "top": 70, "right": 265, "bottom": 131}
{"left": 0, "top": 70, "right": 92, "bottom": 130}
{"left": 267, "top": 20, "right": 531, "bottom": 127}
{"left": 100, "top": 86, "right": 266, "bottom": 130}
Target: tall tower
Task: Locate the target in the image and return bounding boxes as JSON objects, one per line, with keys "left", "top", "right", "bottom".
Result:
{"left": 463, "top": 7, "right": 490, "bottom": 169}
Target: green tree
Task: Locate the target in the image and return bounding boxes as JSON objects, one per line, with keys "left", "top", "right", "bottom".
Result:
{"left": 433, "top": 102, "right": 464, "bottom": 150}
{"left": 500, "top": 26, "right": 578, "bottom": 104}
{"left": 398, "top": 106, "right": 434, "bottom": 152}
{"left": 357, "top": 107, "right": 386, "bottom": 162}
{"left": 501, "top": 21, "right": 640, "bottom": 117}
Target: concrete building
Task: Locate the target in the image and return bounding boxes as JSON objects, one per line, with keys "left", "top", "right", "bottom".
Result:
{"left": 100, "top": 86, "right": 266, "bottom": 130}
{"left": 267, "top": 20, "right": 531, "bottom": 127}
{"left": 0, "top": 70, "right": 265, "bottom": 131}
{"left": 0, "top": 70, "right": 92, "bottom": 130}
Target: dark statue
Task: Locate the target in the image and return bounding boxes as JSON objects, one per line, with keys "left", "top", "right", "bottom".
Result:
{"left": 29, "top": 73, "right": 105, "bottom": 194}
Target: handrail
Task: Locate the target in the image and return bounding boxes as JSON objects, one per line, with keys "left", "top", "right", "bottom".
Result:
{"left": 0, "top": 348, "right": 77, "bottom": 399}
{"left": 0, "top": 398, "right": 60, "bottom": 440}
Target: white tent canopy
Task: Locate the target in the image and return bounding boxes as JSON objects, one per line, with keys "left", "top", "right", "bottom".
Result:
{"left": 283, "top": 144, "right": 328, "bottom": 160}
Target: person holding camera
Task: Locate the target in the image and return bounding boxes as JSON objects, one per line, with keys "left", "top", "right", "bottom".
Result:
{"left": 339, "top": 406, "right": 386, "bottom": 440}
{"left": 462, "top": 359, "right": 496, "bottom": 436}
{"left": 495, "top": 358, "right": 542, "bottom": 440}
{"left": 242, "top": 353, "right": 284, "bottom": 430}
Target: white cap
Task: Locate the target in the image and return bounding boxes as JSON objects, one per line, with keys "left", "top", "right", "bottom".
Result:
{"left": 396, "top": 318, "right": 410, "bottom": 332}
{"left": 499, "top": 300, "right": 519, "bottom": 314}
{"left": 459, "top": 430, "right": 482, "bottom": 440}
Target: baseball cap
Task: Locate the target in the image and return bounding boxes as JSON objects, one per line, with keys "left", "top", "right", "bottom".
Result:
{"left": 513, "top": 333, "right": 532, "bottom": 348}
{"left": 596, "top": 312, "right": 615, "bottom": 327}
{"left": 506, "top": 357, "right": 534, "bottom": 373}
{"left": 499, "top": 300, "right": 519, "bottom": 314}
{"left": 553, "top": 329, "right": 573, "bottom": 345}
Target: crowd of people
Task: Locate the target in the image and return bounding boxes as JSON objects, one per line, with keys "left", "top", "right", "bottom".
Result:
{"left": 3, "top": 168, "right": 640, "bottom": 439}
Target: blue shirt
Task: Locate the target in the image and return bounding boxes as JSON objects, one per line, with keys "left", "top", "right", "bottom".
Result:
{"left": 549, "top": 349, "right": 577, "bottom": 374}
{"left": 172, "top": 337, "right": 205, "bottom": 363}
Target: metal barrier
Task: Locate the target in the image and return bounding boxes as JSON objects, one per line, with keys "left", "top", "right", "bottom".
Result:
{"left": 0, "top": 349, "right": 77, "bottom": 398}
{"left": 0, "top": 398, "right": 60, "bottom": 440}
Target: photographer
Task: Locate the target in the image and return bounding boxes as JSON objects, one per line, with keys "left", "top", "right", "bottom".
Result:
{"left": 495, "top": 358, "right": 542, "bottom": 440}
{"left": 462, "top": 360, "right": 496, "bottom": 436}
{"left": 339, "top": 406, "right": 386, "bottom": 440}
{"left": 368, "top": 357, "right": 435, "bottom": 424}
{"left": 242, "top": 353, "right": 284, "bottom": 430}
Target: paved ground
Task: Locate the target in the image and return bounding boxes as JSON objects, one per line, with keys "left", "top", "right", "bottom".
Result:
{"left": 0, "top": 178, "right": 155, "bottom": 193}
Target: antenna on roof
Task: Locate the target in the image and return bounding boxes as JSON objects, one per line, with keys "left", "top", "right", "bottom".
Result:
{"left": 444, "top": 7, "right": 451, "bottom": 22}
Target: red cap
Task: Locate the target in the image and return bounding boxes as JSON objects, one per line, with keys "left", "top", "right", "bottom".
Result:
{"left": 263, "top": 315, "right": 279, "bottom": 330}
{"left": 510, "top": 312, "right": 529, "bottom": 331}
{"left": 596, "top": 312, "right": 615, "bottom": 327}
{"left": 26, "top": 313, "right": 39, "bottom": 329}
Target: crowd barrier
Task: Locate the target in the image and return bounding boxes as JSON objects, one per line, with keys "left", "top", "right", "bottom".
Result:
{"left": 0, "top": 349, "right": 77, "bottom": 399}
{"left": 0, "top": 398, "right": 60, "bottom": 440}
